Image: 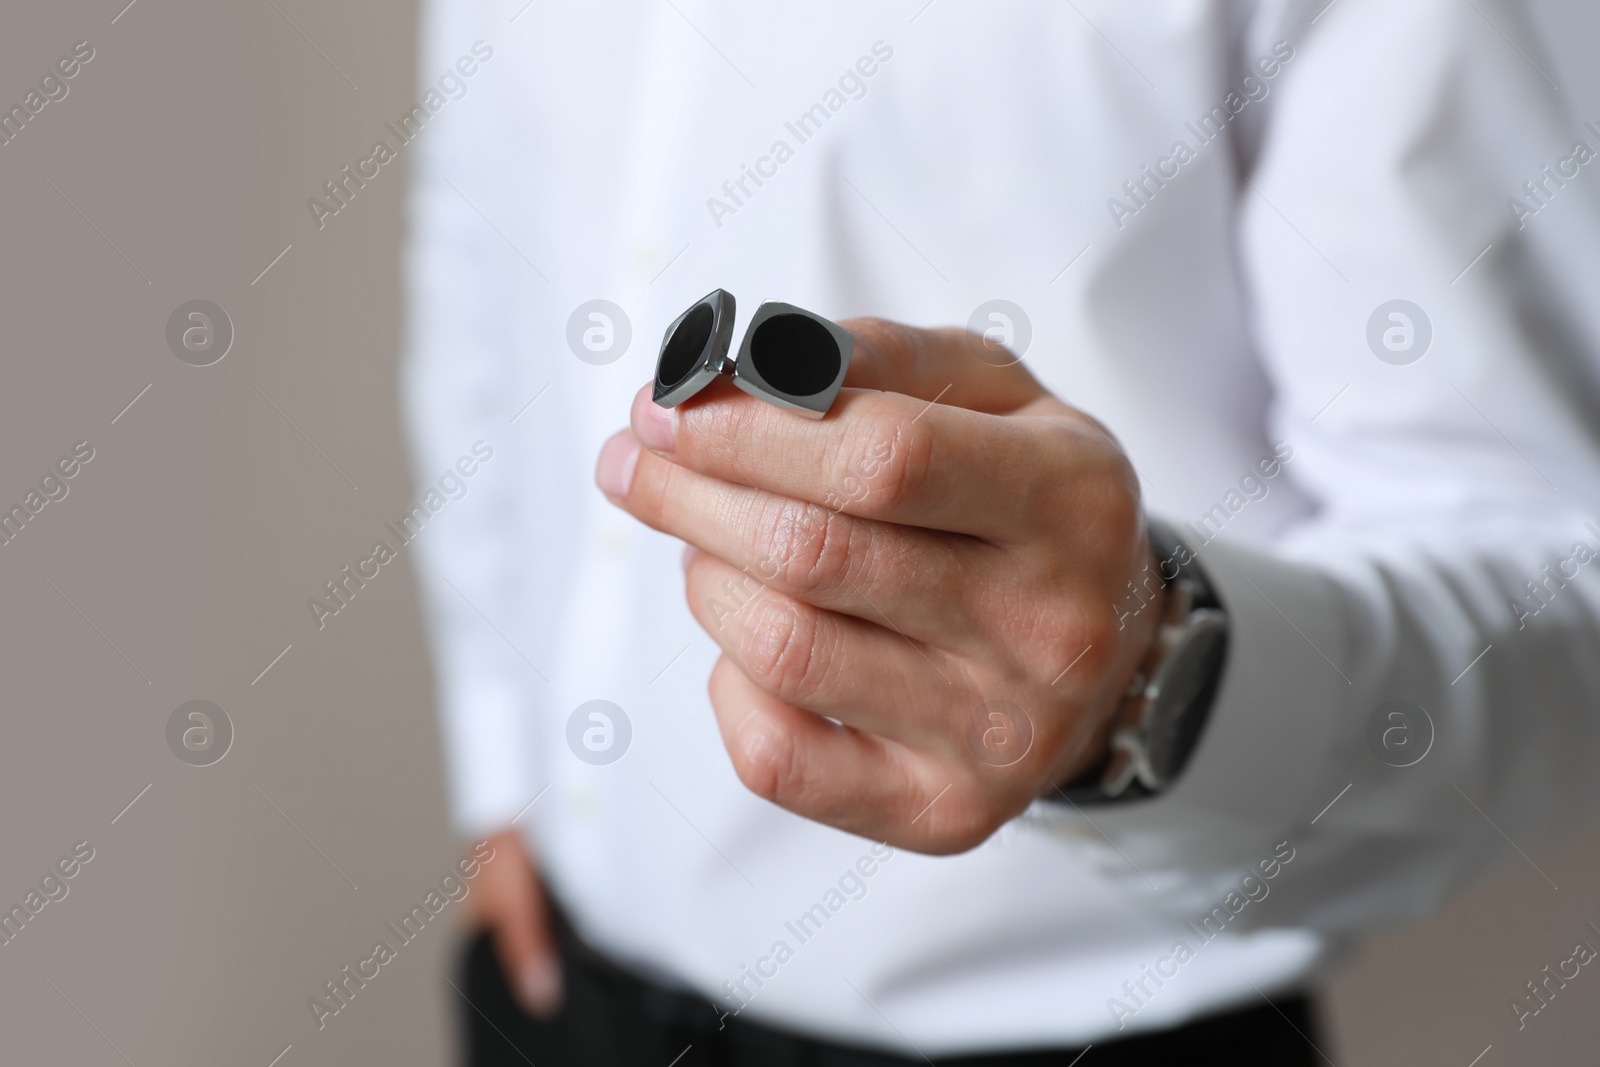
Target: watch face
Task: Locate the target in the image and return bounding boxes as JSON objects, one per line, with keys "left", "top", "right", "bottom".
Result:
{"left": 1144, "top": 612, "right": 1228, "bottom": 781}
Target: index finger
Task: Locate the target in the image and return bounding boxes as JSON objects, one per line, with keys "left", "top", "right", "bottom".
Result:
{"left": 630, "top": 381, "right": 1078, "bottom": 544}
{"left": 838, "top": 317, "right": 1045, "bottom": 414}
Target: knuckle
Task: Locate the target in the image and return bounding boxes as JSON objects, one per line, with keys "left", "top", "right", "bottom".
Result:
{"left": 706, "top": 394, "right": 762, "bottom": 454}
{"left": 851, "top": 317, "right": 922, "bottom": 370}
{"left": 1058, "top": 418, "right": 1144, "bottom": 522}
{"left": 1059, "top": 591, "right": 1114, "bottom": 647}
{"left": 882, "top": 419, "right": 934, "bottom": 514}
{"left": 1090, "top": 577, "right": 1131, "bottom": 641}
{"left": 1052, "top": 606, "right": 1120, "bottom": 686}
{"left": 917, "top": 789, "right": 1002, "bottom": 855}
{"left": 840, "top": 398, "right": 932, "bottom": 518}
{"left": 729, "top": 711, "right": 800, "bottom": 803}
{"left": 1092, "top": 466, "right": 1144, "bottom": 549}
{"left": 739, "top": 599, "right": 830, "bottom": 703}
{"left": 766, "top": 499, "right": 856, "bottom": 595}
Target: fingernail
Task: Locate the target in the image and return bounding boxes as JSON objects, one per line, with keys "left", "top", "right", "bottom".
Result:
{"left": 682, "top": 544, "right": 700, "bottom": 570}
{"left": 518, "top": 956, "right": 564, "bottom": 1018}
{"left": 595, "top": 432, "right": 640, "bottom": 498}
{"left": 632, "top": 387, "right": 676, "bottom": 452}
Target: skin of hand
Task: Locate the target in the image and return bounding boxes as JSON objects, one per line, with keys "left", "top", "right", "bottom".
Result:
{"left": 469, "top": 827, "right": 564, "bottom": 1017}
{"left": 595, "top": 319, "right": 1165, "bottom": 854}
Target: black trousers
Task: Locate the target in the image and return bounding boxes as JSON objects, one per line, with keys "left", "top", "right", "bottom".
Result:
{"left": 455, "top": 909, "right": 1324, "bottom": 1067}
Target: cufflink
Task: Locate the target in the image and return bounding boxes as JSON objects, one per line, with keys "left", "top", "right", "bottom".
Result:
{"left": 653, "top": 288, "right": 738, "bottom": 408}
{"left": 652, "top": 292, "right": 853, "bottom": 418}
{"left": 732, "top": 300, "right": 853, "bottom": 418}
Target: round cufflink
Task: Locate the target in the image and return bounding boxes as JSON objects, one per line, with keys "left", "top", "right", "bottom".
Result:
{"left": 652, "top": 292, "right": 853, "bottom": 418}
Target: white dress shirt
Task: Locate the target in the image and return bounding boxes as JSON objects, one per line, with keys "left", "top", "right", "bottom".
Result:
{"left": 400, "top": 0, "right": 1600, "bottom": 1053}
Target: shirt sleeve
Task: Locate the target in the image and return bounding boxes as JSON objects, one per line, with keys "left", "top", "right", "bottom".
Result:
{"left": 400, "top": 0, "right": 544, "bottom": 836}
{"left": 1069, "top": 0, "right": 1600, "bottom": 931}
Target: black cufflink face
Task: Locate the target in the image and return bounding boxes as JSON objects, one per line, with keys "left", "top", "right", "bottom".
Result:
{"left": 652, "top": 292, "right": 853, "bottom": 418}
{"left": 732, "top": 301, "right": 853, "bottom": 418}
{"left": 653, "top": 288, "right": 738, "bottom": 408}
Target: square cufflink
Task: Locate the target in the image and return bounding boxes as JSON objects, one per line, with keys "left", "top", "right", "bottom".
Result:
{"left": 653, "top": 288, "right": 738, "bottom": 408}
{"left": 652, "top": 291, "right": 853, "bottom": 419}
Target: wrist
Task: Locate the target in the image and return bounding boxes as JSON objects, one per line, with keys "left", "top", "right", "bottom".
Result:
{"left": 1050, "top": 519, "right": 1228, "bottom": 801}
{"left": 1051, "top": 536, "right": 1169, "bottom": 789}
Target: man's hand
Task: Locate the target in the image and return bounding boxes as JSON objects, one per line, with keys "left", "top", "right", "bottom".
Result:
{"left": 469, "top": 828, "right": 563, "bottom": 1016}
{"left": 595, "top": 320, "right": 1163, "bottom": 854}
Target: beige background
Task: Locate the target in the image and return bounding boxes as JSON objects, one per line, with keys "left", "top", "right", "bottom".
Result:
{"left": 0, "top": 2, "right": 1595, "bottom": 1064}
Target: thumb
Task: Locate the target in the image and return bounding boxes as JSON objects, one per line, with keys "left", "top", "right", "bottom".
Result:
{"left": 499, "top": 876, "right": 562, "bottom": 1017}
{"left": 839, "top": 317, "right": 1046, "bottom": 414}
{"left": 475, "top": 829, "right": 563, "bottom": 1017}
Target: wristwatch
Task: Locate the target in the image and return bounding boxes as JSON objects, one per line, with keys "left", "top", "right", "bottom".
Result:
{"left": 1054, "top": 520, "right": 1229, "bottom": 804}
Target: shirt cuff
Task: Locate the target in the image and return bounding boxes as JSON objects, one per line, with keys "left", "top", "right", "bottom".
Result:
{"left": 1031, "top": 533, "right": 1350, "bottom": 880}
{"left": 437, "top": 673, "right": 541, "bottom": 837}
